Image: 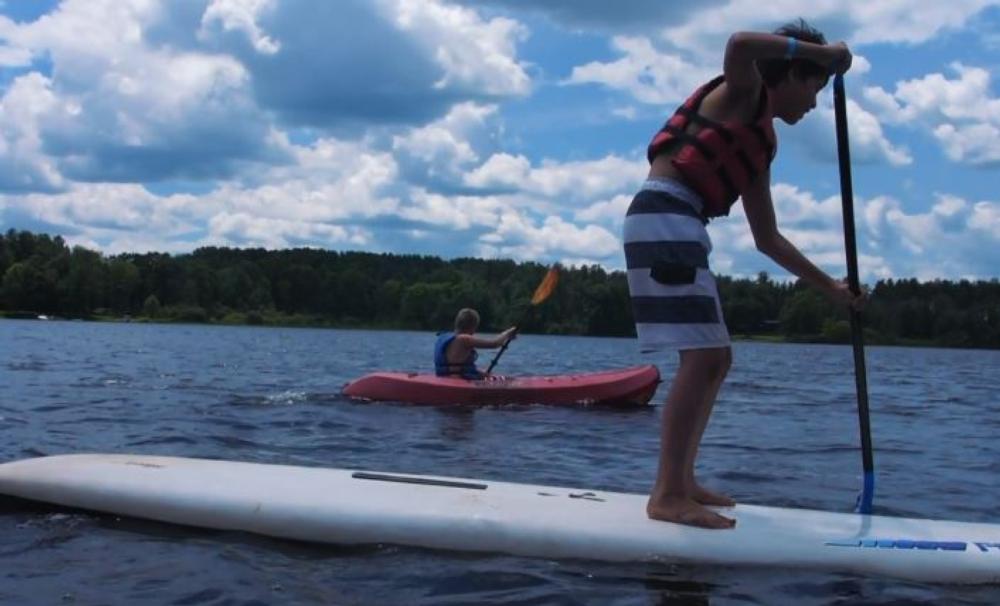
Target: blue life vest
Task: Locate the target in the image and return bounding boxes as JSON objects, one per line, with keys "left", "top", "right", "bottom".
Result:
{"left": 434, "top": 332, "right": 481, "bottom": 379}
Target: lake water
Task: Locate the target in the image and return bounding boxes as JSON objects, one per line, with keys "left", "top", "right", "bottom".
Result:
{"left": 1, "top": 319, "right": 998, "bottom": 605}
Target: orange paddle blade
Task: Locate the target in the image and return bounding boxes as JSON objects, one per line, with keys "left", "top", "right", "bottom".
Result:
{"left": 530, "top": 266, "right": 559, "bottom": 305}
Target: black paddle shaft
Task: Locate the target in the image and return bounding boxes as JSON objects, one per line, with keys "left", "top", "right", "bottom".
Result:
{"left": 833, "top": 74, "right": 875, "bottom": 486}
{"left": 484, "top": 314, "right": 524, "bottom": 376}
{"left": 484, "top": 332, "right": 513, "bottom": 376}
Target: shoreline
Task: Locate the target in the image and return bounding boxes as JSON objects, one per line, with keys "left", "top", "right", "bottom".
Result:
{"left": 2, "top": 312, "right": 993, "bottom": 350}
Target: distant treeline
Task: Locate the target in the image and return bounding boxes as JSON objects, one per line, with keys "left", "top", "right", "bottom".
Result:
{"left": 1, "top": 229, "right": 998, "bottom": 349}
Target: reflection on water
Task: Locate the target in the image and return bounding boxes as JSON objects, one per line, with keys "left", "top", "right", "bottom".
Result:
{"left": 1, "top": 319, "right": 999, "bottom": 605}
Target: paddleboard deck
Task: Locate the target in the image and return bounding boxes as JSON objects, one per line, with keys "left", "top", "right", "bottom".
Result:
{"left": 1, "top": 454, "right": 998, "bottom": 584}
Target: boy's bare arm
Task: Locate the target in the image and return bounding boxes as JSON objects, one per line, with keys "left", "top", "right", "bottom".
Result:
{"left": 462, "top": 328, "right": 515, "bottom": 349}
{"left": 724, "top": 32, "right": 852, "bottom": 95}
{"left": 742, "top": 173, "right": 844, "bottom": 299}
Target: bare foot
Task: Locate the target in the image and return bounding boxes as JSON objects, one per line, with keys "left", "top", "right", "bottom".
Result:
{"left": 647, "top": 495, "right": 736, "bottom": 529}
{"left": 691, "top": 484, "right": 735, "bottom": 507}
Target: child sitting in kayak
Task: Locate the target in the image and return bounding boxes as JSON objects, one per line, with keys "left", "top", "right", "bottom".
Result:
{"left": 434, "top": 308, "right": 517, "bottom": 380}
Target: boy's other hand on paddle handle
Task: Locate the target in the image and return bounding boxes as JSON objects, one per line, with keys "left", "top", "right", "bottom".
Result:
{"left": 827, "top": 279, "right": 867, "bottom": 311}
{"left": 825, "top": 41, "right": 852, "bottom": 74}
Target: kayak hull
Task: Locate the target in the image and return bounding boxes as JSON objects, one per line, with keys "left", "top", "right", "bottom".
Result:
{"left": 342, "top": 365, "right": 661, "bottom": 406}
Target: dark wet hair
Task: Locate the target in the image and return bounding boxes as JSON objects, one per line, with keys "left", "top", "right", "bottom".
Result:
{"left": 757, "top": 19, "right": 830, "bottom": 88}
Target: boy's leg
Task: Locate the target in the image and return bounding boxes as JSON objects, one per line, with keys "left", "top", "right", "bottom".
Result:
{"left": 647, "top": 347, "right": 734, "bottom": 529}
{"left": 686, "top": 346, "right": 733, "bottom": 506}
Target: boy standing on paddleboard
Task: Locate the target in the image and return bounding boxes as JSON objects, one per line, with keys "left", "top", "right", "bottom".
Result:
{"left": 624, "top": 20, "right": 865, "bottom": 529}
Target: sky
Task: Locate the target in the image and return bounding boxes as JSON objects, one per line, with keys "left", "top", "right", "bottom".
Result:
{"left": 1, "top": 0, "right": 999, "bottom": 282}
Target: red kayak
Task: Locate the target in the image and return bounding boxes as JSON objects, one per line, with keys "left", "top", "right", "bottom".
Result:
{"left": 342, "top": 365, "right": 660, "bottom": 407}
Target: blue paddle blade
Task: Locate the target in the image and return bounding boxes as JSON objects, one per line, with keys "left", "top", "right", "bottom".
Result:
{"left": 855, "top": 471, "right": 875, "bottom": 514}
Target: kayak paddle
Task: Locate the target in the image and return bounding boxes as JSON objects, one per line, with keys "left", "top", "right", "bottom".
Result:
{"left": 484, "top": 265, "right": 559, "bottom": 375}
{"left": 833, "top": 72, "right": 875, "bottom": 515}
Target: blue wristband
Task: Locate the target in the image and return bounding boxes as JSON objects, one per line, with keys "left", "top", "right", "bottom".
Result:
{"left": 785, "top": 37, "right": 797, "bottom": 60}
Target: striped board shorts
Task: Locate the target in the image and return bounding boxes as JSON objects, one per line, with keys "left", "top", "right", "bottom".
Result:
{"left": 623, "top": 177, "right": 730, "bottom": 352}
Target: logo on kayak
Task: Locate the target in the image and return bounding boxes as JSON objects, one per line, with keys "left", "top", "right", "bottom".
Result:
{"left": 827, "top": 540, "right": 1000, "bottom": 553}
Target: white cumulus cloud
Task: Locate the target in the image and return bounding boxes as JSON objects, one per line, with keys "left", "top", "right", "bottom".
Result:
{"left": 200, "top": 0, "right": 280, "bottom": 54}
{"left": 864, "top": 64, "right": 1000, "bottom": 166}
{"left": 564, "top": 36, "right": 710, "bottom": 105}
{"left": 464, "top": 153, "right": 646, "bottom": 201}
{"left": 387, "top": 0, "right": 530, "bottom": 96}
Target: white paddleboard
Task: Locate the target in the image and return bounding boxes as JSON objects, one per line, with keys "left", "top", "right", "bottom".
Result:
{"left": 1, "top": 454, "right": 998, "bottom": 584}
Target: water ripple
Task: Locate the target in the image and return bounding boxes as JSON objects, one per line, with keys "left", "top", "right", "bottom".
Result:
{"left": 1, "top": 321, "right": 999, "bottom": 605}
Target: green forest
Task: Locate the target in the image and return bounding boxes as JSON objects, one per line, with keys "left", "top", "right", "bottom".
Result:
{"left": 1, "top": 229, "right": 998, "bottom": 349}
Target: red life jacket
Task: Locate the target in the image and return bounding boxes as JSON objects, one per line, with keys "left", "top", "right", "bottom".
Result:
{"left": 646, "top": 76, "right": 776, "bottom": 218}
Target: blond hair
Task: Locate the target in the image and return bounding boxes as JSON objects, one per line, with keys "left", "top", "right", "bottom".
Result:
{"left": 454, "top": 308, "right": 480, "bottom": 332}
